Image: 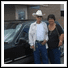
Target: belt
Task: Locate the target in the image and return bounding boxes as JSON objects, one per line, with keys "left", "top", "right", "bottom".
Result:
{"left": 36, "top": 40, "right": 43, "bottom": 44}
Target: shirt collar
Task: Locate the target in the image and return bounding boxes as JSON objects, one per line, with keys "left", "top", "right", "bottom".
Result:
{"left": 34, "top": 21, "right": 43, "bottom": 25}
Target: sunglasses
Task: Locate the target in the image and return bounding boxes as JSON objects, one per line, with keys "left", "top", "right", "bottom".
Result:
{"left": 37, "top": 16, "right": 42, "bottom": 18}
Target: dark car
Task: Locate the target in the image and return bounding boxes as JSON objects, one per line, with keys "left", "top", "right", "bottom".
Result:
{"left": 4, "top": 20, "right": 64, "bottom": 64}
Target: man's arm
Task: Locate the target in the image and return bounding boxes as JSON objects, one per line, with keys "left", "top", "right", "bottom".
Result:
{"left": 44, "top": 23, "right": 49, "bottom": 41}
{"left": 56, "top": 24, "right": 64, "bottom": 47}
{"left": 29, "top": 24, "right": 34, "bottom": 49}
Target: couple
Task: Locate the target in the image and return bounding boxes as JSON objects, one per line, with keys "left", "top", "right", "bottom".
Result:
{"left": 29, "top": 10, "right": 64, "bottom": 64}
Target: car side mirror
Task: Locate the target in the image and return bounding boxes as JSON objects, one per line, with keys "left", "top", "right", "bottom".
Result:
{"left": 15, "top": 38, "right": 27, "bottom": 47}
{"left": 19, "top": 38, "right": 27, "bottom": 44}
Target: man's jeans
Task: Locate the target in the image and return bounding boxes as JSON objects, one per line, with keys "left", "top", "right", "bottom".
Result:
{"left": 33, "top": 41, "right": 48, "bottom": 64}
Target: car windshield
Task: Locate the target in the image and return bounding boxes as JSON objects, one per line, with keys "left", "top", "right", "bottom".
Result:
{"left": 4, "top": 23, "right": 22, "bottom": 43}
{"left": 15, "top": 21, "right": 34, "bottom": 44}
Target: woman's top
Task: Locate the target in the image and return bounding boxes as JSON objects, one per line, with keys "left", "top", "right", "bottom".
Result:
{"left": 47, "top": 24, "right": 64, "bottom": 49}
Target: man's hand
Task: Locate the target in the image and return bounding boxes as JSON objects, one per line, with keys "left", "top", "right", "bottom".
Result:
{"left": 41, "top": 40, "right": 47, "bottom": 45}
{"left": 30, "top": 45, "right": 35, "bottom": 49}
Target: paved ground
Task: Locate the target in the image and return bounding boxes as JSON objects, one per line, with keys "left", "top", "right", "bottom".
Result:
{"left": 32, "top": 56, "right": 64, "bottom": 64}
{"left": 61, "top": 56, "right": 64, "bottom": 64}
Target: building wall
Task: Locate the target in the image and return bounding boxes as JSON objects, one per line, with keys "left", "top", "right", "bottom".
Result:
{"left": 4, "top": 4, "right": 28, "bottom": 20}
{"left": 27, "top": 4, "right": 64, "bottom": 28}
{"left": 27, "top": 4, "right": 60, "bottom": 19}
{"left": 4, "top": 4, "right": 15, "bottom": 20}
{"left": 4, "top": 4, "right": 64, "bottom": 28}
{"left": 15, "top": 5, "right": 28, "bottom": 20}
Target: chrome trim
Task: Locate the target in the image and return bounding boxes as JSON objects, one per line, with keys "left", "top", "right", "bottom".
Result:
{"left": 4, "top": 55, "right": 26, "bottom": 64}
{"left": 4, "top": 60, "right": 12, "bottom": 64}
{"left": 14, "top": 55, "right": 26, "bottom": 61}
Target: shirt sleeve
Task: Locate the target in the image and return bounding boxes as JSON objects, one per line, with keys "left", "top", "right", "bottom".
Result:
{"left": 29, "top": 24, "right": 34, "bottom": 46}
{"left": 56, "top": 24, "right": 64, "bottom": 35}
{"left": 44, "top": 23, "right": 49, "bottom": 41}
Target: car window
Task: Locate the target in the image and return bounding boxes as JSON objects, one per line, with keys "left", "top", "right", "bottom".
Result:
{"left": 18, "top": 23, "right": 32, "bottom": 41}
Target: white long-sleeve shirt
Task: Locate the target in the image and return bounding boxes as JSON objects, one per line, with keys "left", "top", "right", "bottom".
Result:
{"left": 29, "top": 21, "right": 48, "bottom": 48}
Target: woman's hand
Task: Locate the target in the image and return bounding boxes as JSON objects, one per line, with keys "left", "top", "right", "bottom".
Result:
{"left": 58, "top": 41, "right": 63, "bottom": 47}
{"left": 58, "top": 34, "right": 64, "bottom": 47}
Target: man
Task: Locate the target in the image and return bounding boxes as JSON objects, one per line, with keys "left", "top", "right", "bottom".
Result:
{"left": 29, "top": 10, "right": 49, "bottom": 64}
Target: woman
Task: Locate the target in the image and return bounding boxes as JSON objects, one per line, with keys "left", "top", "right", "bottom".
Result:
{"left": 47, "top": 14, "right": 64, "bottom": 64}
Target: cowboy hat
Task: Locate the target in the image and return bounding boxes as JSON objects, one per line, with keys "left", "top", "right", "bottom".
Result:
{"left": 32, "top": 10, "right": 45, "bottom": 17}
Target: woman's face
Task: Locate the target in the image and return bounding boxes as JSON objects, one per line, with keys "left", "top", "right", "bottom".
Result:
{"left": 48, "top": 18, "right": 55, "bottom": 25}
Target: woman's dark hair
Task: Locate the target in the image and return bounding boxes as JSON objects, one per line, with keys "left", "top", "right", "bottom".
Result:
{"left": 47, "top": 14, "right": 56, "bottom": 21}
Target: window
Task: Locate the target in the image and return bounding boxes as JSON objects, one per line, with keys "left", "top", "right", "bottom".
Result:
{"left": 61, "top": 11, "right": 64, "bottom": 17}
{"left": 29, "top": 6, "right": 40, "bottom": 9}
{"left": 60, "top": 4, "right": 64, "bottom": 17}
{"left": 18, "top": 11, "right": 25, "bottom": 20}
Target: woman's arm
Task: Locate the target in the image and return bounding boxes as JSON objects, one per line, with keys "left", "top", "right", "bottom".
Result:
{"left": 56, "top": 24, "right": 64, "bottom": 47}
{"left": 58, "top": 34, "right": 64, "bottom": 47}
{"left": 59, "top": 34, "right": 64, "bottom": 41}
